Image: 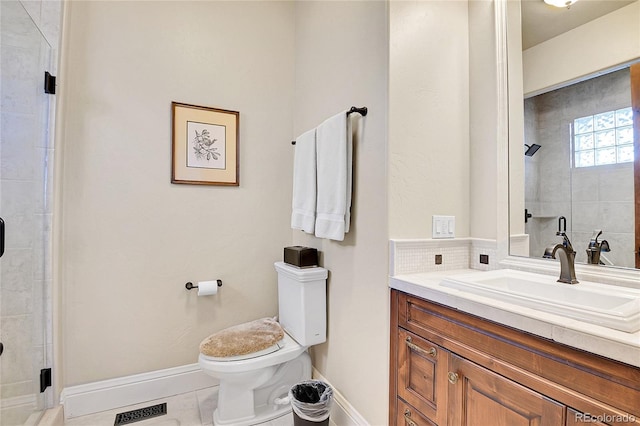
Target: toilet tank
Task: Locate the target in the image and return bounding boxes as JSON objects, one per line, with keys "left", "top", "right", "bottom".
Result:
{"left": 274, "top": 262, "right": 328, "bottom": 347}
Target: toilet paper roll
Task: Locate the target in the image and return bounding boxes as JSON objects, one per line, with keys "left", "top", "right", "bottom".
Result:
{"left": 197, "top": 280, "right": 219, "bottom": 296}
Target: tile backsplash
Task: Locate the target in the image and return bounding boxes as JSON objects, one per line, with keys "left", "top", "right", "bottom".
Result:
{"left": 390, "top": 238, "right": 498, "bottom": 276}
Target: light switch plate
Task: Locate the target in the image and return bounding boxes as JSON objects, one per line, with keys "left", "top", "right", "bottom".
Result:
{"left": 432, "top": 215, "right": 455, "bottom": 239}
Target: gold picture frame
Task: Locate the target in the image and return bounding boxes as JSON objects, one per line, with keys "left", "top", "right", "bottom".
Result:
{"left": 171, "top": 102, "right": 239, "bottom": 186}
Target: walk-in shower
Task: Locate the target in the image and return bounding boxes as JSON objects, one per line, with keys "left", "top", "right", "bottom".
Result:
{"left": 1, "top": 1, "right": 59, "bottom": 424}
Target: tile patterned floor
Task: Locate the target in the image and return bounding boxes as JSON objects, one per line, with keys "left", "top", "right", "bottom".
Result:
{"left": 63, "top": 387, "right": 295, "bottom": 426}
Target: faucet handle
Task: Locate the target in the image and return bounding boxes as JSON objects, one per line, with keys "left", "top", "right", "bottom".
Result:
{"left": 558, "top": 216, "right": 567, "bottom": 234}
{"left": 559, "top": 233, "right": 574, "bottom": 252}
{"left": 555, "top": 217, "right": 573, "bottom": 250}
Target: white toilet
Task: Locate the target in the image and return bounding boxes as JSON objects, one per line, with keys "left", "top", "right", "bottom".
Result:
{"left": 198, "top": 262, "right": 328, "bottom": 426}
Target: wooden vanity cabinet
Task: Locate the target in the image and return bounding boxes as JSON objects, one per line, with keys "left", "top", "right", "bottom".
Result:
{"left": 390, "top": 290, "right": 640, "bottom": 426}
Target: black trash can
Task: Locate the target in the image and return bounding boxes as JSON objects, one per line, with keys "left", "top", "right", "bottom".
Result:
{"left": 289, "top": 380, "right": 333, "bottom": 426}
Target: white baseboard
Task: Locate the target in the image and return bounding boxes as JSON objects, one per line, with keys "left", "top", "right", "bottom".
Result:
{"left": 59, "top": 363, "right": 217, "bottom": 419}
{"left": 312, "top": 368, "right": 369, "bottom": 426}
{"left": 59, "top": 363, "right": 367, "bottom": 424}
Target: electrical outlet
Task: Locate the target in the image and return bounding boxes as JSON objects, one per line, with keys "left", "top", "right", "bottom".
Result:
{"left": 432, "top": 215, "right": 455, "bottom": 239}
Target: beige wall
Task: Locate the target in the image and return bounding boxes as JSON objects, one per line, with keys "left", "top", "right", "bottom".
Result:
{"left": 523, "top": 2, "right": 640, "bottom": 96}
{"left": 507, "top": 0, "right": 526, "bottom": 241}
{"left": 57, "top": 0, "right": 295, "bottom": 385}
{"left": 469, "top": 0, "right": 499, "bottom": 240}
{"left": 291, "top": 1, "right": 389, "bottom": 424}
{"left": 55, "top": 0, "right": 495, "bottom": 422}
{"left": 58, "top": 0, "right": 390, "bottom": 422}
{"left": 389, "top": 0, "right": 470, "bottom": 239}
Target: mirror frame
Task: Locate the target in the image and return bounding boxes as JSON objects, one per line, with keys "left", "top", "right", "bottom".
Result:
{"left": 494, "top": 0, "right": 640, "bottom": 287}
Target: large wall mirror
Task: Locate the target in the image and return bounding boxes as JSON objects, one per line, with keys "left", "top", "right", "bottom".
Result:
{"left": 507, "top": 0, "right": 640, "bottom": 270}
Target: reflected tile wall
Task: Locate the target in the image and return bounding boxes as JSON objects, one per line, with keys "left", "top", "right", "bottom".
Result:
{"left": 524, "top": 69, "right": 634, "bottom": 267}
{"left": 1, "top": 0, "right": 61, "bottom": 424}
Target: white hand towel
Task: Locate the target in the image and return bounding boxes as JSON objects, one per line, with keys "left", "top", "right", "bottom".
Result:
{"left": 315, "top": 111, "right": 352, "bottom": 241}
{"left": 291, "top": 128, "right": 317, "bottom": 233}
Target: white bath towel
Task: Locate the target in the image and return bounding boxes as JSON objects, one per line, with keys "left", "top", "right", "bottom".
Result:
{"left": 291, "top": 128, "right": 317, "bottom": 233}
{"left": 315, "top": 111, "right": 352, "bottom": 241}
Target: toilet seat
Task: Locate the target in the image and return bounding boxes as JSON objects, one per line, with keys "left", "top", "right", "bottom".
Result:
{"left": 199, "top": 332, "right": 306, "bottom": 374}
{"left": 199, "top": 317, "right": 284, "bottom": 358}
{"left": 202, "top": 342, "right": 282, "bottom": 362}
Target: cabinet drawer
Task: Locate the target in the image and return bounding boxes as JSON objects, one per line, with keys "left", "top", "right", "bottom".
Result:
{"left": 397, "top": 328, "right": 447, "bottom": 425}
{"left": 397, "top": 399, "right": 436, "bottom": 426}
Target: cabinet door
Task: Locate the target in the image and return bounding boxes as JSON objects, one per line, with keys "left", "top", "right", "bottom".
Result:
{"left": 397, "top": 329, "right": 448, "bottom": 425}
{"left": 448, "top": 354, "right": 565, "bottom": 426}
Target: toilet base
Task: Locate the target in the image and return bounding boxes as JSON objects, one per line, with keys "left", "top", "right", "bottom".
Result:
{"left": 212, "top": 351, "right": 311, "bottom": 426}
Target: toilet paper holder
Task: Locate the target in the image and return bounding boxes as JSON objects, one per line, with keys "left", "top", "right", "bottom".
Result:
{"left": 185, "top": 280, "right": 223, "bottom": 290}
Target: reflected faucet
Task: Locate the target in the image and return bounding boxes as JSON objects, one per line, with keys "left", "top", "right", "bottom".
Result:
{"left": 543, "top": 216, "right": 579, "bottom": 284}
{"left": 586, "top": 229, "right": 611, "bottom": 265}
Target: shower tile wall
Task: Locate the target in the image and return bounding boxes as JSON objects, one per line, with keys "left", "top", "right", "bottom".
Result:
{"left": 1, "top": 0, "right": 61, "bottom": 424}
{"left": 524, "top": 69, "right": 634, "bottom": 267}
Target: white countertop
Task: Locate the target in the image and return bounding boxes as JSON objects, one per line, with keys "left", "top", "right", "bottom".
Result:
{"left": 390, "top": 269, "right": 640, "bottom": 368}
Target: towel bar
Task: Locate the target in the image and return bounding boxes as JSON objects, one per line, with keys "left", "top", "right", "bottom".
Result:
{"left": 291, "top": 106, "right": 367, "bottom": 145}
{"left": 347, "top": 106, "right": 368, "bottom": 116}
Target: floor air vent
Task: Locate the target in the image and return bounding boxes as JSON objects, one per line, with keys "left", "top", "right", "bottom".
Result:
{"left": 114, "top": 402, "right": 167, "bottom": 425}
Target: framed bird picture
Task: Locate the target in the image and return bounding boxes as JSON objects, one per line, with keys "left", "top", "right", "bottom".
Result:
{"left": 171, "top": 102, "right": 239, "bottom": 186}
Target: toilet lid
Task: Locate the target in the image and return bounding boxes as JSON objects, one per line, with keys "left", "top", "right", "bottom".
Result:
{"left": 203, "top": 341, "right": 283, "bottom": 362}
{"left": 199, "top": 317, "right": 285, "bottom": 359}
{"left": 198, "top": 332, "right": 306, "bottom": 374}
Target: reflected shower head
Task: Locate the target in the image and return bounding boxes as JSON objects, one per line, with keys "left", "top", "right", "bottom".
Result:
{"left": 524, "top": 144, "right": 541, "bottom": 156}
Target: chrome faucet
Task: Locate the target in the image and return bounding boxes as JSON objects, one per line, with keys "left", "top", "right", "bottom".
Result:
{"left": 544, "top": 244, "right": 579, "bottom": 284}
{"left": 543, "top": 216, "right": 579, "bottom": 284}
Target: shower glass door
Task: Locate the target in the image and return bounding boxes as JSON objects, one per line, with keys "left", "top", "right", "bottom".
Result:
{"left": 1, "top": 1, "right": 53, "bottom": 424}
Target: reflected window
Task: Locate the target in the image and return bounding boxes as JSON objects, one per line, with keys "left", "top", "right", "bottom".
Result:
{"left": 573, "top": 107, "right": 634, "bottom": 167}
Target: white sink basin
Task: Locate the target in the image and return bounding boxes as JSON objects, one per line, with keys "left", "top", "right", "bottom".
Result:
{"left": 440, "top": 269, "right": 640, "bottom": 333}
